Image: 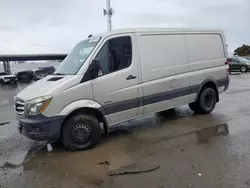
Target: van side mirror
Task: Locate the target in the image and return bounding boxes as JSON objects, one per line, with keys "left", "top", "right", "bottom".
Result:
{"left": 90, "top": 58, "right": 101, "bottom": 79}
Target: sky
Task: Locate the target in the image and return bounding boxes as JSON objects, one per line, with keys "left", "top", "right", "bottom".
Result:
{"left": 0, "top": 0, "right": 249, "bottom": 55}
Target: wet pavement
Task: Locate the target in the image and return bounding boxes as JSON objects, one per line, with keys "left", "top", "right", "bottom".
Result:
{"left": 1, "top": 73, "right": 250, "bottom": 187}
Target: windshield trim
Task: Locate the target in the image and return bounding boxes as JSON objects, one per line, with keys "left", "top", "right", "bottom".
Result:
{"left": 54, "top": 37, "right": 102, "bottom": 75}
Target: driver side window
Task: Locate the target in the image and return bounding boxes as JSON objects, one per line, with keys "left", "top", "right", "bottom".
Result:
{"left": 94, "top": 36, "right": 132, "bottom": 77}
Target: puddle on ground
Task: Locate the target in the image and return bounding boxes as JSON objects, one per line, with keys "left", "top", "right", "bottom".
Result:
{"left": 22, "top": 130, "right": 136, "bottom": 184}
{"left": 123, "top": 108, "right": 230, "bottom": 149}
{"left": 0, "top": 107, "right": 234, "bottom": 187}
{"left": 21, "top": 129, "right": 162, "bottom": 186}
{"left": 196, "top": 123, "right": 229, "bottom": 143}
{"left": 19, "top": 108, "right": 231, "bottom": 185}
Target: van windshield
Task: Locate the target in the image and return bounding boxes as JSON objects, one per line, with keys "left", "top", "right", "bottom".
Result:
{"left": 54, "top": 37, "right": 101, "bottom": 75}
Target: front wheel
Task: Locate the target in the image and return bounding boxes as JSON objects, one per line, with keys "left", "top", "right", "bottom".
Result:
{"left": 61, "top": 113, "right": 102, "bottom": 151}
{"left": 189, "top": 87, "right": 217, "bottom": 114}
{"left": 240, "top": 65, "right": 247, "bottom": 73}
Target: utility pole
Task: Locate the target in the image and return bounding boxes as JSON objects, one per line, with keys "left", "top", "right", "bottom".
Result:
{"left": 103, "top": 0, "right": 114, "bottom": 31}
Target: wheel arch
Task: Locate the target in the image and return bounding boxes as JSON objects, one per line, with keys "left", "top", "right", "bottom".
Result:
{"left": 195, "top": 78, "right": 219, "bottom": 102}
{"left": 59, "top": 100, "right": 109, "bottom": 135}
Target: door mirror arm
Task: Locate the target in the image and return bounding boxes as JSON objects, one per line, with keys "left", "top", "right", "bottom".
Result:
{"left": 90, "top": 58, "right": 101, "bottom": 79}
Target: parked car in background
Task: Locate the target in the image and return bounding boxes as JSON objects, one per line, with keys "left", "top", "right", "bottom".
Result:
{"left": 16, "top": 66, "right": 55, "bottom": 82}
{"left": 228, "top": 57, "right": 250, "bottom": 72}
{"left": 16, "top": 70, "right": 34, "bottom": 83}
{"left": 0, "top": 72, "right": 17, "bottom": 84}
{"left": 33, "top": 66, "right": 55, "bottom": 80}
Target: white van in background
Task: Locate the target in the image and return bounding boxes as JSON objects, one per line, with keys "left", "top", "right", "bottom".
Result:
{"left": 15, "top": 28, "right": 229, "bottom": 150}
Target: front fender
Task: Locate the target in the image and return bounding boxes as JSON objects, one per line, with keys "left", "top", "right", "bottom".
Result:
{"left": 58, "top": 99, "right": 104, "bottom": 116}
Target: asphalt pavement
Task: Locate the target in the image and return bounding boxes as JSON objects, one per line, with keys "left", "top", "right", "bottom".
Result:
{"left": 1, "top": 73, "right": 250, "bottom": 188}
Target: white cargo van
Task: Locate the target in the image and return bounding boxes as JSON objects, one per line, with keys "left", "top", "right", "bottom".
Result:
{"left": 15, "top": 28, "right": 229, "bottom": 150}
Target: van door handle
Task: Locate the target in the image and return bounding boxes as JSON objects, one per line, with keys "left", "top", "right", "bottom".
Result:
{"left": 126, "top": 75, "right": 137, "bottom": 80}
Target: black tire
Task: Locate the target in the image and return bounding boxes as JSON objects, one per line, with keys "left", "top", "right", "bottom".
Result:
{"left": 61, "top": 113, "right": 102, "bottom": 151}
{"left": 189, "top": 87, "right": 217, "bottom": 114}
{"left": 188, "top": 102, "right": 200, "bottom": 112}
{"left": 158, "top": 108, "right": 175, "bottom": 116}
{"left": 240, "top": 65, "right": 247, "bottom": 73}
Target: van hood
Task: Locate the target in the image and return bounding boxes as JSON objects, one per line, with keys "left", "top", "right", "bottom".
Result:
{"left": 17, "top": 75, "right": 74, "bottom": 101}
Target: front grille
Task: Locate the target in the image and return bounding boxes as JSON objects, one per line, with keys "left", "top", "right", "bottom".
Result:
{"left": 15, "top": 98, "right": 25, "bottom": 116}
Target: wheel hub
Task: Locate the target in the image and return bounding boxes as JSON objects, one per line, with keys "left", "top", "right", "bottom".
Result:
{"left": 242, "top": 66, "right": 246, "bottom": 72}
{"left": 204, "top": 91, "right": 213, "bottom": 108}
{"left": 71, "top": 124, "right": 91, "bottom": 143}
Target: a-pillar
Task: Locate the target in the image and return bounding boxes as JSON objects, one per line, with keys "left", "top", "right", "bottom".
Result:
{"left": 3, "top": 61, "right": 11, "bottom": 74}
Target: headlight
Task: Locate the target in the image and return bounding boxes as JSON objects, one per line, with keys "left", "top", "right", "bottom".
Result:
{"left": 28, "top": 96, "right": 52, "bottom": 115}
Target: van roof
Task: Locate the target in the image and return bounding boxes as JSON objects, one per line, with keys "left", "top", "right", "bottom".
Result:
{"left": 94, "top": 27, "right": 224, "bottom": 38}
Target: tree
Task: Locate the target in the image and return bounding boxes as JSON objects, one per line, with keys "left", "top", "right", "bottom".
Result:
{"left": 234, "top": 44, "right": 250, "bottom": 56}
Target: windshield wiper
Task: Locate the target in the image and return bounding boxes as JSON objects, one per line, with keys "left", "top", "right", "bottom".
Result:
{"left": 52, "top": 73, "right": 65, "bottom": 75}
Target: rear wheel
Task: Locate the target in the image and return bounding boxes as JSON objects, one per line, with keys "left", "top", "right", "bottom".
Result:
{"left": 188, "top": 103, "right": 200, "bottom": 112}
{"left": 189, "top": 87, "right": 217, "bottom": 114}
{"left": 240, "top": 65, "right": 247, "bottom": 73}
{"left": 61, "top": 113, "right": 102, "bottom": 151}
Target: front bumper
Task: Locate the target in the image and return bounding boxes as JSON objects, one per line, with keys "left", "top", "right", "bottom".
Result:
{"left": 17, "top": 115, "right": 65, "bottom": 141}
